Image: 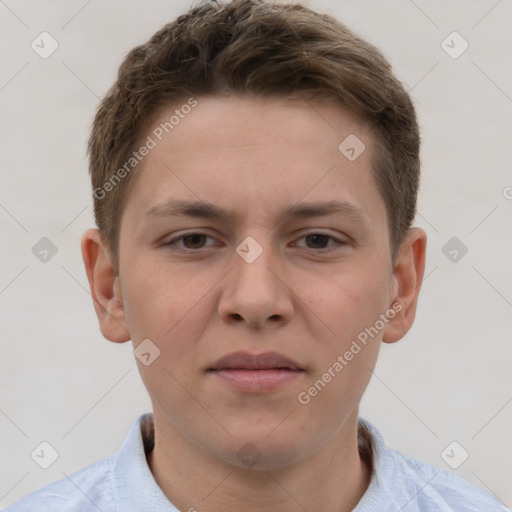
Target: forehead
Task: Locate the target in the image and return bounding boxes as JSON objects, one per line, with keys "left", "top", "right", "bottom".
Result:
{"left": 122, "top": 95, "right": 384, "bottom": 227}
{"left": 146, "top": 95, "right": 372, "bottom": 161}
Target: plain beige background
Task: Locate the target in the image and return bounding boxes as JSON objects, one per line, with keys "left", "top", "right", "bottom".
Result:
{"left": 1, "top": 0, "right": 511, "bottom": 508}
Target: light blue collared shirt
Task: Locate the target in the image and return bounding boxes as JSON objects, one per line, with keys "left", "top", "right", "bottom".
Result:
{"left": 4, "top": 413, "right": 509, "bottom": 511}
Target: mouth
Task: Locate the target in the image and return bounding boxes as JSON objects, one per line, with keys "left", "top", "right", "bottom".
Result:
{"left": 207, "top": 351, "right": 305, "bottom": 393}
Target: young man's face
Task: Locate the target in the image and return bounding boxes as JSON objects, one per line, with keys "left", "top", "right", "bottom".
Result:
{"left": 83, "top": 95, "right": 425, "bottom": 470}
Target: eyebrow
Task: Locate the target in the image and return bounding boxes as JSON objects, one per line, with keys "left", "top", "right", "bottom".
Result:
{"left": 144, "top": 199, "right": 370, "bottom": 225}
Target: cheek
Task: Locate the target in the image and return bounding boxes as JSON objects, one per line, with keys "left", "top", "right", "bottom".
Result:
{"left": 297, "top": 263, "right": 391, "bottom": 347}
{"left": 298, "top": 262, "right": 390, "bottom": 411}
{"left": 121, "top": 257, "right": 213, "bottom": 341}
{"left": 124, "top": 270, "right": 211, "bottom": 414}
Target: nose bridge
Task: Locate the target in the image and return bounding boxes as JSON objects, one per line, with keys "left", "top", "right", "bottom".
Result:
{"left": 233, "top": 234, "right": 280, "bottom": 297}
{"left": 218, "top": 233, "right": 293, "bottom": 327}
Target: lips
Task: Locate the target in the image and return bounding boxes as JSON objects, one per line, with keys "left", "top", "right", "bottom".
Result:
{"left": 207, "top": 351, "right": 305, "bottom": 393}
{"left": 209, "top": 351, "right": 303, "bottom": 371}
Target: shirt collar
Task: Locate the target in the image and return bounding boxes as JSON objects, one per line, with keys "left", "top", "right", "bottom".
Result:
{"left": 354, "top": 417, "right": 398, "bottom": 510}
{"left": 112, "top": 413, "right": 178, "bottom": 511}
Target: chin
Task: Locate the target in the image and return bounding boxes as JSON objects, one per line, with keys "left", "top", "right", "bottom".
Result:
{"left": 213, "top": 428, "right": 311, "bottom": 472}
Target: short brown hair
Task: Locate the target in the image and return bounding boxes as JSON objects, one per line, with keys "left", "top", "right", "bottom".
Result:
{"left": 88, "top": 0, "right": 420, "bottom": 269}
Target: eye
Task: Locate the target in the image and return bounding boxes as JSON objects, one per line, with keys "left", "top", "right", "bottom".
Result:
{"left": 163, "top": 231, "right": 348, "bottom": 252}
{"left": 163, "top": 232, "right": 217, "bottom": 251}
{"left": 294, "top": 232, "right": 347, "bottom": 251}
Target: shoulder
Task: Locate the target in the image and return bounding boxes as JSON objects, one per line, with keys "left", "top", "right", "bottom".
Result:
{"left": 3, "top": 455, "right": 116, "bottom": 512}
{"left": 357, "top": 419, "right": 510, "bottom": 512}
{"left": 387, "top": 448, "right": 509, "bottom": 511}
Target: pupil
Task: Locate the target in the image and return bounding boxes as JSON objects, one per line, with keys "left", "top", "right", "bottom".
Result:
{"left": 308, "top": 234, "right": 327, "bottom": 248}
{"left": 184, "top": 234, "right": 204, "bottom": 248}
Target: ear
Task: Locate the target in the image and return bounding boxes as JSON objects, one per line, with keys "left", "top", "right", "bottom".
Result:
{"left": 382, "top": 227, "right": 427, "bottom": 344}
{"left": 81, "top": 228, "right": 130, "bottom": 343}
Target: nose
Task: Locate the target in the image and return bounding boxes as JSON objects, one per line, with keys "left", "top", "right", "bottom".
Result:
{"left": 218, "top": 238, "right": 294, "bottom": 329}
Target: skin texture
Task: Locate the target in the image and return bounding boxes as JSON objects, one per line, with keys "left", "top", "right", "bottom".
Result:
{"left": 82, "top": 96, "right": 426, "bottom": 512}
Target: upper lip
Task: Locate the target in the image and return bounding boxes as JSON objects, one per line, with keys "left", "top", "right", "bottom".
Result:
{"left": 209, "top": 351, "right": 304, "bottom": 371}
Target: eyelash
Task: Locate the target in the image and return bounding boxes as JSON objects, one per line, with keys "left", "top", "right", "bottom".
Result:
{"left": 163, "top": 232, "right": 347, "bottom": 253}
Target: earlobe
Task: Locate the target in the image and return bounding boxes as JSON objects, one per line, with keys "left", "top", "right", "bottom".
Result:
{"left": 81, "top": 228, "right": 130, "bottom": 343}
{"left": 382, "top": 228, "right": 427, "bottom": 344}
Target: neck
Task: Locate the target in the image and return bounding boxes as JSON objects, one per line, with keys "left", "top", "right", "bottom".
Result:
{"left": 146, "top": 408, "right": 372, "bottom": 512}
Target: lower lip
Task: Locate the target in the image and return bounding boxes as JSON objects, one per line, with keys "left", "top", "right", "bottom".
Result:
{"left": 209, "top": 369, "right": 304, "bottom": 393}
